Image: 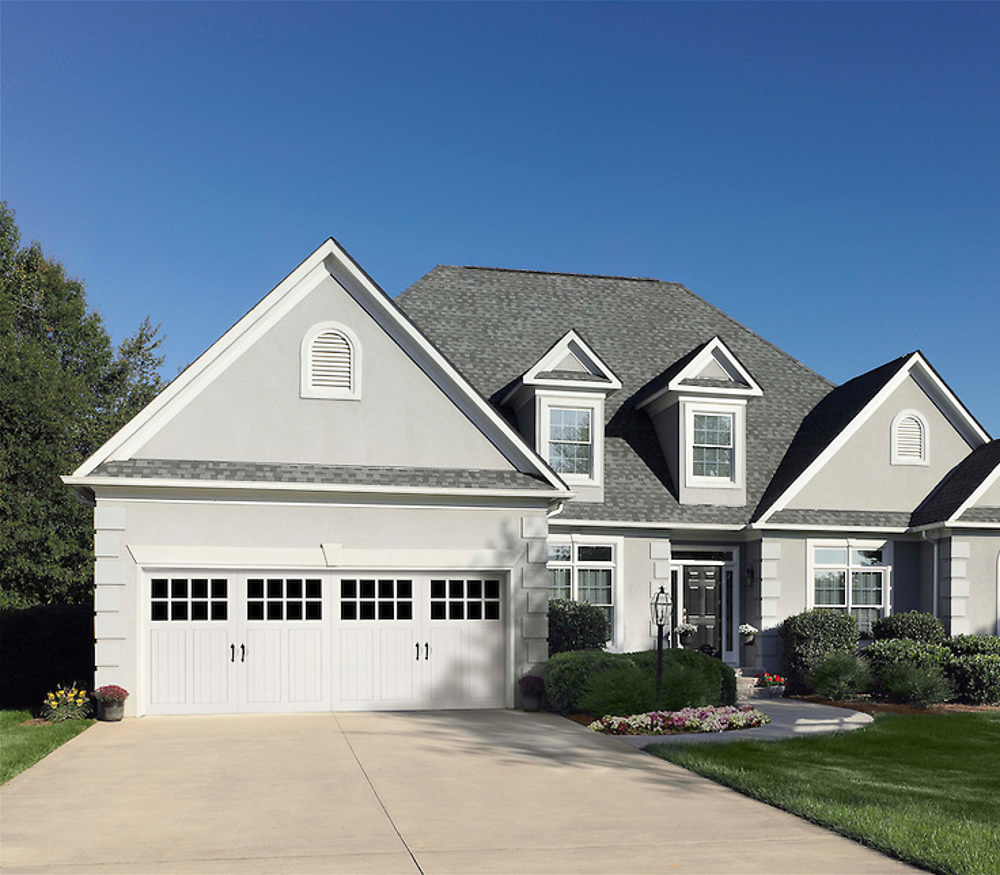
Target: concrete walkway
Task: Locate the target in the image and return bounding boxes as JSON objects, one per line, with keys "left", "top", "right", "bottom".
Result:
{"left": 1, "top": 709, "right": 910, "bottom": 874}
{"left": 616, "top": 698, "right": 874, "bottom": 747}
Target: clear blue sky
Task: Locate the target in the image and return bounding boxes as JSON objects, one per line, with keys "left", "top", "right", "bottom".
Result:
{"left": 4, "top": 2, "right": 998, "bottom": 435}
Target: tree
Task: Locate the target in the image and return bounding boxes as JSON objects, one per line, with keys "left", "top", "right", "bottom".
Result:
{"left": 0, "top": 203, "right": 166, "bottom": 607}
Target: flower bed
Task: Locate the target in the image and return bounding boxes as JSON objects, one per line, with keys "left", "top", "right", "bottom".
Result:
{"left": 588, "top": 704, "right": 770, "bottom": 736}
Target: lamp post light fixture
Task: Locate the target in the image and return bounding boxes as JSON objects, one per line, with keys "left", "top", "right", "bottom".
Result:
{"left": 651, "top": 585, "right": 670, "bottom": 710}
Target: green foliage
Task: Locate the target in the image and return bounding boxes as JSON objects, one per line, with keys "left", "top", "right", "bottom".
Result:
{"left": 547, "top": 599, "right": 610, "bottom": 655}
{"left": 871, "top": 612, "right": 946, "bottom": 644}
{"left": 778, "top": 609, "right": 859, "bottom": 694}
{"left": 863, "top": 639, "right": 951, "bottom": 673}
{"left": 945, "top": 655, "right": 1000, "bottom": 705}
{"left": 873, "top": 663, "right": 953, "bottom": 706}
{"left": 1, "top": 709, "right": 95, "bottom": 785}
{"left": 39, "top": 683, "right": 92, "bottom": 722}
{"left": 0, "top": 203, "right": 165, "bottom": 606}
{"left": 0, "top": 602, "right": 94, "bottom": 708}
{"left": 944, "top": 635, "right": 1000, "bottom": 657}
{"left": 543, "top": 648, "right": 735, "bottom": 715}
{"left": 809, "top": 651, "right": 870, "bottom": 700}
{"left": 543, "top": 650, "right": 617, "bottom": 713}
{"left": 650, "top": 713, "right": 1000, "bottom": 875}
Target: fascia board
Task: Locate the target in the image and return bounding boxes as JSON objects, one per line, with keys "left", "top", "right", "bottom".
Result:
{"left": 757, "top": 354, "right": 919, "bottom": 524}
{"left": 909, "top": 356, "right": 990, "bottom": 447}
{"left": 750, "top": 523, "right": 909, "bottom": 534}
{"left": 323, "top": 245, "right": 569, "bottom": 491}
{"left": 62, "top": 474, "right": 571, "bottom": 502}
{"left": 72, "top": 242, "right": 341, "bottom": 477}
{"left": 549, "top": 518, "right": 745, "bottom": 532}
{"left": 523, "top": 329, "right": 622, "bottom": 390}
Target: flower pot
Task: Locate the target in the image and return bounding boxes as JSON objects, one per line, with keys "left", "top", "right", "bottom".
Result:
{"left": 750, "top": 685, "right": 785, "bottom": 699}
{"left": 742, "top": 634, "right": 756, "bottom": 646}
{"left": 97, "top": 700, "right": 124, "bottom": 722}
{"left": 521, "top": 692, "right": 541, "bottom": 712}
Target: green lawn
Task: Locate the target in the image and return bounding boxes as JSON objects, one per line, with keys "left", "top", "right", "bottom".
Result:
{"left": 0, "top": 710, "right": 94, "bottom": 785}
{"left": 648, "top": 712, "right": 1000, "bottom": 875}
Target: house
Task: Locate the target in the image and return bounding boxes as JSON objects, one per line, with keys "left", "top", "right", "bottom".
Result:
{"left": 64, "top": 239, "right": 1000, "bottom": 716}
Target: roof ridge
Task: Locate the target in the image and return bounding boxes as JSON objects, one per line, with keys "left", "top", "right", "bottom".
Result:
{"left": 455, "top": 265, "right": 666, "bottom": 283}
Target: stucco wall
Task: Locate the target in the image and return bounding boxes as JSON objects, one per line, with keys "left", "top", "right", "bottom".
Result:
{"left": 892, "top": 540, "right": 929, "bottom": 613}
{"left": 93, "top": 492, "right": 549, "bottom": 715}
{"left": 787, "top": 376, "right": 973, "bottom": 512}
{"left": 973, "top": 475, "right": 1000, "bottom": 507}
{"left": 965, "top": 534, "right": 1000, "bottom": 635}
{"left": 133, "top": 275, "right": 512, "bottom": 470}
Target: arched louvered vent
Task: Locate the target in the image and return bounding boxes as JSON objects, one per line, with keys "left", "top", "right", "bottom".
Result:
{"left": 311, "top": 330, "right": 352, "bottom": 390}
{"left": 301, "top": 322, "right": 361, "bottom": 399}
{"left": 892, "top": 411, "right": 927, "bottom": 464}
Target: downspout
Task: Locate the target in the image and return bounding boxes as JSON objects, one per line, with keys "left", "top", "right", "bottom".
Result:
{"left": 921, "top": 530, "right": 938, "bottom": 619}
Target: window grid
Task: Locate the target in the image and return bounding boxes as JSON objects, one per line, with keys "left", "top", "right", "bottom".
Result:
{"left": 547, "top": 543, "right": 614, "bottom": 635}
{"left": 247, "top": 578, "right": 322, "bottom": 622}
{"left": 813, "top": 547, "right": 886, "bottom": 635}
{"left": 692, "top": 413, "right": 734, "bottom": 478}
{"left": 430, "top": 579, "right": 501, "bottom": 621}
{"left": 151, "top": 578, "right": 228, "bottom": 622}
{"left": 340, "top": 579, "right": 413, "bottom": 621}
{"left": 548, "top": 408, "right": 593, "bottom": 475}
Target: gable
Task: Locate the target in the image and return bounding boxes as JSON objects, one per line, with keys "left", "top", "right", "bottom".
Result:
{"left": 785, "top": 374, "right": 975, "bottom": 513}
{"left": 130, "top": 274, "right": 513, "bottom": 470}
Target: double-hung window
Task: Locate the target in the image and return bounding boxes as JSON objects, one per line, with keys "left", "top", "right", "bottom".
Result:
{"left": 692, "top": 413, "right": 734, "bottom": 478}
{"left": 812, "top": 544, "right": 889, "bottom": 636}
{"left": 548, "top": 407, "right": 593, "bottom": 476}
{"left": 547, "top": 541, "right": 615, "bottom": 635}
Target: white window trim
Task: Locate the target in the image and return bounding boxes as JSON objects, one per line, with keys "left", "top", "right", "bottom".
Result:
{"left": 537, "top": 392, "right": 604, "bottom": 487}
{"left": 683, "top": 400, "right": 744, "bottom": 490}
{"left": 806, "top": 538, "right": 893, "bottom": 635}
{"left": 890, "top": 409, "right": 929, "bottom": 466}
{"left": 300, "top": 321, "right": 362, "bottom": 400}
{"left": 546, "top": 534, "right": 624, "bottom": 647}
{"left": 670, "top": 546, "right": 740, "bottom": 665}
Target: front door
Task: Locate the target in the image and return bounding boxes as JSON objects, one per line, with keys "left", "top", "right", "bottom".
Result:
{"left": 684, "top": 566, "right": 721, "bottom": 657}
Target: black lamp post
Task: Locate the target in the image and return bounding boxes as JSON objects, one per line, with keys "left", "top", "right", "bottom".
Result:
{"left": 651, "top": 585, "right": 669, "bottom": 710}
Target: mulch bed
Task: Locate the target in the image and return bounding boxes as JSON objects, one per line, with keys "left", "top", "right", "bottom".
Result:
{"left": 19, "top": 718, "right": 53, "bottom": 726}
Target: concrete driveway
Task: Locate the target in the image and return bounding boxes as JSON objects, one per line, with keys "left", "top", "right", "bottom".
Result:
{"left": 1, "top": 710, "right": 911, "bottom": 873}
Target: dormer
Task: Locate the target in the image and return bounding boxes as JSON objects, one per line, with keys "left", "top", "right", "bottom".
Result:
{"left": 637, "top": 337, "right": 762, "bottom": 507}
{"left": 502, "top": 330, "right": 621, "bottom": 500}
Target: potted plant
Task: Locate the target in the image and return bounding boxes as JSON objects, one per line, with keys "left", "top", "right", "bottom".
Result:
{"left": 518, "top": 675, "right": 544, "bottom": 712}
{"left": 675, "top": 622, "right": 697, "bottom": 646}
{"left": 753, "top": 672, "right": 786, "bottom": 698}
{"left": 93, "top": 685, "right": 129, "bottom": 721}
{"left": 739, "top": 623, "right": 759, "bottom": 646}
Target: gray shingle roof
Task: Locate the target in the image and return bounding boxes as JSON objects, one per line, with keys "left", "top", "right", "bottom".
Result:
{"left": 94, "top": 459, "right": 552, "bottom": 491}
{"left": 396, "top": 266, "right": 834, "bottom": 526}
{"left": 767, "top": 509, "right": 912, "bottom": 528}
{"left": 910, "top": 440, "right": 1000, "bottom": 526}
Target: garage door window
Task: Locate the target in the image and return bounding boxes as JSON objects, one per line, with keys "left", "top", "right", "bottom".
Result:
{"left": 247, "top": 578, "right": 322, "bottom": 621}
{"left": 151, "top": 577, "right": 228, "bottom": 621}
{"left": 340, "top": 578, "right": 414, "bottom": 621}
{"left": 430, "top": 578, "right": 501, "bottom": 620}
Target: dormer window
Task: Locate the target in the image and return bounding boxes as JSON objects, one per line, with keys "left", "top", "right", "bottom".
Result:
{"left": 300, "top": 322, "right": 361, "bottom": 400}
{"left": 548, "top": 407, "right": 593, "bottom": 476}
{"left": 692, "top": 413, "right": 734, "bottom": 478}
{"left": 891, "top": 410, "right": 928, "bottom": 465}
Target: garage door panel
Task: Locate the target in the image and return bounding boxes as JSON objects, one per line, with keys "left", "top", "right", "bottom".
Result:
{"left": 338, "top": 629, "right": 375, "bottom": 702}
{"left": 287, "top": 628, "right": 325, "bottom": 704}
{"left": 379, "top": 627, "right": 419, "bottom": 703}
{"left": 243, "top": 627, "right": 282, "bottom": 706}
{"left": 192, "top": 628, "right": 230, "bottom": 705}
{"left": 150, "top": 627, "right": 187, "bottom": 705}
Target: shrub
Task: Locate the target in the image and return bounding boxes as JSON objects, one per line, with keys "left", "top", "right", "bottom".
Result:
{"left": 871, "top": 612, "right": 946, "bottom": 644}
{"left": 779, "top": 609, "right": 859, "bottom": 694}
{"left": 547, "top": 599, "right": 610, "bottom": 655}
{"left": 544, "top": 648, "right": 735, "bottom": 715}
{"left": 578, "top": 662, "right": 656, "bottom": 717}
{"left": 943, "top": 635, "right": 1000, "bottom": 657}
{"left": 863, "top": 639, "right": 951, "bottom": 673}
{"left": 809, "top": 652, "right": 870, "bottom": 700}
{"left": 945, "top": 654, "right": 1000, "bottom": 705}
{"left": 544, "top": 650, "right": 618, "bottom": 713}
{"left": 872, "top": 663, "right": 953, "bottom": 706}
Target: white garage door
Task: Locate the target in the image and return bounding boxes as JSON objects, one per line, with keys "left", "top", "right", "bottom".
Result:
{"left": 147, "top": 572, "right": 506, "bottom": 715}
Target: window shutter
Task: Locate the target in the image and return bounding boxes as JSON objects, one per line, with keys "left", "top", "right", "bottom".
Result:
{"left": 895, "top": 415, "right": 925, "bottom": 460}
{"left": 311, "top": 330, "right": 353, "bottom": 390}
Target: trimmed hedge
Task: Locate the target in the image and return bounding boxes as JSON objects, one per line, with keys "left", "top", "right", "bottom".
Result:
{"left": 544, "top": 648, "right": 736, "bottom": 715}
{"left": 809, "top": 652, "right": 870, "bottom": 701}
{"left": 0, "top": 602, "right": 94, "bottom": 709}
{"left": 547, "top": 599, "right": 610, "bottom": 656}
{"left": 871, "top": 612, "right": 945, "bottom": 644}
{"left": 946, "top": 655, "right": 1000, "bottom": 705}
{"left": 864, "top": 639, "right": 951, "bottom": 672}
{"left": 779, "top": 609, "right": 859, "bottom": 694}
{"left": 944, "top": 635, "right": 1000, "bottom": 657}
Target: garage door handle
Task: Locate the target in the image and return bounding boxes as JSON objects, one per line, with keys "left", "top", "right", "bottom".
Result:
{"left": 425, "top": 642, "right": 429, "bottom": 660}
{"left": 231, "top": 644, "right": 235, "bottom": 663}
{"left": 415, "top": 642, "right": 420, "bottom": 661}
{"left": 241, "top": 643, "right": 246, "bottom": 663}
